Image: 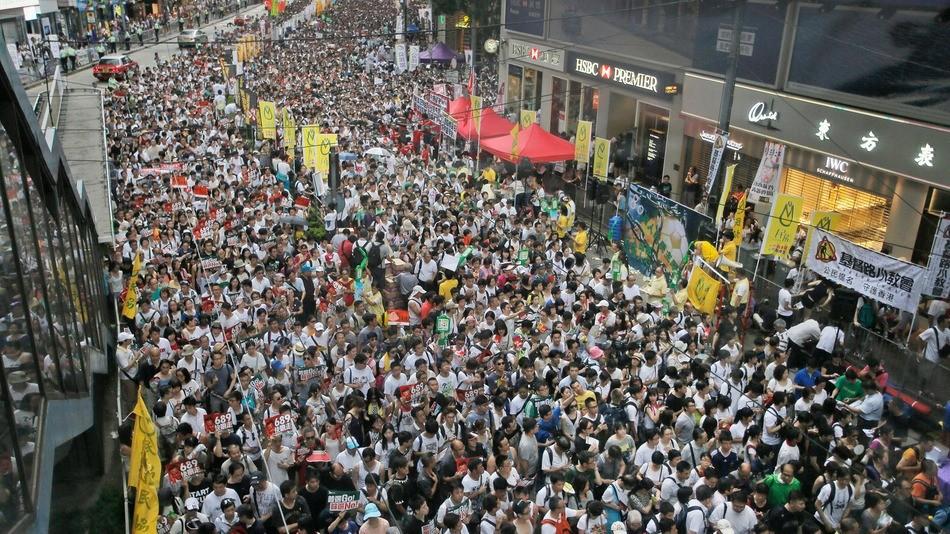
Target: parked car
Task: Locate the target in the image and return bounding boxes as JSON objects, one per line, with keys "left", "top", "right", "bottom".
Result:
{"left": 177, "top": 29, "right": 209, "bottom": 48}
{"left": 92, "top": 54, "right": 138, "bottom": 81}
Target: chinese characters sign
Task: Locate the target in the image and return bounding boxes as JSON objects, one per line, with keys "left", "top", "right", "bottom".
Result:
{"left": 926, "top": 217, "right": 950, "bottom": 298}
{"left": 806, "top": 229, "right": 924, "bottom": 313}
{"left": 760, "top": 193, "right": 803, "bottom": 258}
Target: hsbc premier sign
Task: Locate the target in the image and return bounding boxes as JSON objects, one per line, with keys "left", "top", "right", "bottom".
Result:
{"left": 508, "top": 38, "right": 565, "bottom": 72}
{"left": 566, "top": 51, "right": 676, "bottom": 100}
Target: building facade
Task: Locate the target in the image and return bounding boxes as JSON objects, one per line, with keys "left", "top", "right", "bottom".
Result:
{"left": 499, "top": 0, "right": 950, "bottom": 262}
{"left": 0, "top": 34, "right": 111, "bottom": 532}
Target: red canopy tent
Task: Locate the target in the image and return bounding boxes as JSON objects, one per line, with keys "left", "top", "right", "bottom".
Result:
{"left": 447, "top": 97, "right": 516, "bottom": 140}
{"left": 480, "top": 123, "right": 576, "bottom": 163}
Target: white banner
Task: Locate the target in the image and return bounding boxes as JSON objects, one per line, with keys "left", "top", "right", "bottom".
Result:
{"left": 408, "top": 45, "right": 420, "bottom": 71}
{"left": 704, "top": 132, "right": 728, "bottom": 198}
{"left": 806, "top": 229, "right": 924, "bottom": 313}
{"left": 926, "top": 217, "right": 950, "bottom": 298}
{"left": 749, "top": 141, "right": 785, "bottom": 203}
{"left": 395, "top": 13, "right": 404, "bottom": 39}
{"left": 395, "top": 44, "right": 407, "bottom": 73}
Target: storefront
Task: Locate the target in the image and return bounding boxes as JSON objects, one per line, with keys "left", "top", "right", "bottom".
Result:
{"left": 679, "top": 72, "right": 950, "bottom": 261}
{"left": 504, "top": 39, "right": 683, "bottom": 183}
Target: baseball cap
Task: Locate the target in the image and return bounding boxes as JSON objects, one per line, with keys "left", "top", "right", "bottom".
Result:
{"left": 184, "top": 497, "right": 200, "bottom": 511}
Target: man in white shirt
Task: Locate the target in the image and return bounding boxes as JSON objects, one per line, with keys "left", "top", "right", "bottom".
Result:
{"left": 845, "top": 381, "right": 884, "bottom": 430}
{"left": 707, "top": 491, "right": 757, "bottom": 534}
{"left": 814, "top": 466, "right": 854, "bottom": 531}
{"left": 786, "top": 319, "right": 821, "bottom": 369}
{"left": 685, "top": 485, "right": 714, "bottom": 534}
{"left": 813, "top": 323, "right": 844, "bottom": 363}
{"left": 201, "top": 475, "right": 241, "bottom": 520}
{"left": 776, "top": 278, "right": 796, "bottom": 321}
{"left": 918, "top": 315, "right": 949, "bottom": 363}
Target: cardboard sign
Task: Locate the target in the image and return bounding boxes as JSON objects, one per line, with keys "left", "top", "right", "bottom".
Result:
{"left": 265, "top": 413, "right": 294, "bottom": 437}
{"left": 201, "top": 258, "right": 222, "bottom": 273}
{"left": 398, "top": 382, "right": 426, "bottom": 405}
{"left": 385, "top": 309, "right": 409, "bottom": 326}
{"left": 327, "top": 490, "right": 361, "bottom": 512}
{"left": 179, "top": 458, "right": 201, "bottom": 479}
{"left": 249, "top": 376, "right": 266, "bottom": 392}
{"left": 203, "top": 412, "right": 235, "bottom": 434}
{"left": 455, "top": 388, "right": 478, "bottom": 404}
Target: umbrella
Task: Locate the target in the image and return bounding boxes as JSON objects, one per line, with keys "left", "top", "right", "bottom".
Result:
{"left": 339, "top": 152, "right": 358, "bottom": 161}
{"left": 364, "top": 147, "right": 394, "bottom": 159}
{"left": 278, "top": 215, "right": 308, "bottom": 226}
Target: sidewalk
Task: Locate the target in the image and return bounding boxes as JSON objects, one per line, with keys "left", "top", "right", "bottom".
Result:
{"left": 20, "top": 2, "right": 260, "bottom": 90}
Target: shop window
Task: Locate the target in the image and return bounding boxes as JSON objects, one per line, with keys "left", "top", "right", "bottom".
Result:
{"left": 522, "top": 67, "right": 541, "bottom": 113}
{"left": 781, "top": 168, "right": 890, "bottom": 251}
{"left": 506, "top": 64, "right": 523, "bottom": 116}
{"left": 567, "top": 81, "right": 582, "bottom": 136}
{"left": 551, "top": 77, "right": 567, "bottom": 135}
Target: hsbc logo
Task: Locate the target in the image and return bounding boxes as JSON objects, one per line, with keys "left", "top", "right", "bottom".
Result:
{"left": 508, "top": 39, "right": 565, "bottom": 70}
{"left": 570, "top": 53, "right": 667, "bottom": 95}
{"left": 529, "top": 47, "right": 540, "bottom": 60}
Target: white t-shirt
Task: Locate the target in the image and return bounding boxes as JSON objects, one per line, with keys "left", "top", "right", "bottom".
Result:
{"left": 816, "top": 326, "right": 844, "bottom": 353}
{"left": 919, "top": 326, "right": 949, "bottom": 363}
{"left": 814, "top": 482, "right": 854, "bottom": 528}
{"left": 707, "top": 502, "right": 758, "bottom": 534}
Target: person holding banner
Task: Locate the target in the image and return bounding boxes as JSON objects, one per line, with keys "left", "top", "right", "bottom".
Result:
{"left": 694, "top": 240, "right": 743, "bottom": 271}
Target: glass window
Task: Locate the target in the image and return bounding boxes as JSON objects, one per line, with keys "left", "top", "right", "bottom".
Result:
{"left": 567, "top": 81, "right": 582, "bottom": 136}
{"left": 522, "top": 68, "right": 541, "bottom": 113}
{"left": 506, "top": 64, "right": 523, "bottom": 115}
{"left": 55, "top": 202, "right": 87, "bottom": 393}
{"left": 42, "top": 196, "right": 83, "bottom": 395}
{"left": 581, "top": 86, "right": 599, "bottom": 125}
{"left": 550, "top": 77, "right": 566, "bottom": 135}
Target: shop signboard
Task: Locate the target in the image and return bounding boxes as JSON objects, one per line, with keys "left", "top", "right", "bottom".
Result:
{"left": 806, "top": 229, "right": 924, "bottom": 313}
{"left": 508, "top": 38, "right": 565, "bottom": 71}
{"left": 623, "top": 185, "right": 710, "bottom": 287}
{"left": 566, "top": 51, "right": 677, "bottom": 100}
{"left": 505, "top": 0, "right": 545, "bottom": 36}
{"left": 682, "top": 73, "right": 950, "bottom": 187}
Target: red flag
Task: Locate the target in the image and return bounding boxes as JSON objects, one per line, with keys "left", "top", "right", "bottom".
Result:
{"left": 467, "top": 67, "right": 476, "bottom": 96}
{"left": 193, "top": 185, "right": 209, "bottom": 198}
{"left": 294, "top": 196, "right": 311, "bottom": 208}
{"left": 171, "top": 175, "right": 188, "bottom": 189}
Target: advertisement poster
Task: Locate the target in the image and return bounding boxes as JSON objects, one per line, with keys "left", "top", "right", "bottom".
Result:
{"left": 760, "top": 193, "right": 803, "bottom": 258}
{"left": 749, "top": 141, "right": 785, "bottom": 203}
{"left": 806, "top": 229, "right": 924, "bottom": 313}
{"left": 623, "top": 185, "right": 709, "bottom": 286}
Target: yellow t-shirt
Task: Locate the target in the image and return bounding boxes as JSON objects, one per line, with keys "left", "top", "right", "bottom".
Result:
{"left": 719, "top": 241, "right": 738, "bottom": 273}
{"left": 438, "top": 278, "right": 459, "bottom": 301}
{"left": 575, "top": 390, "right": 596, "bottom": 411}
{"left": 574, "top": 230, "right": 589, "bottom": 254}
{"left": 557, "top": 215, "right": 571, "bottom": 238}
{"left": 696, "top": 241, "right": 720, "bottom": 264}
{"left": 482, "top": 167, "right": 497, "bottom": 184}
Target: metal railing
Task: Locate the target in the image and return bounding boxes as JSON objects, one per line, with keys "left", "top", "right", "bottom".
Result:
{"left": 33, "top": 65, "right": 65, "bottom": 136}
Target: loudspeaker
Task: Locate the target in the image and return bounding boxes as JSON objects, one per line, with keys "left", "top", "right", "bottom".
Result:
{"left": 828, "top": 287, "right": 859, "bottom": 324}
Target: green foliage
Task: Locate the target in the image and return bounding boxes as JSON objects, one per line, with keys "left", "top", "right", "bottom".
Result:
{"left": 305, "top": 205, "right": 327, "bottom": 242}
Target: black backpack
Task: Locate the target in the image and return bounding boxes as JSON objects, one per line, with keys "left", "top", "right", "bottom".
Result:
{"left": 367, "top": 242, "right": 383, "bottom": 269}
{"left": 674, "top": 505, "right": 704, "bottom": 534}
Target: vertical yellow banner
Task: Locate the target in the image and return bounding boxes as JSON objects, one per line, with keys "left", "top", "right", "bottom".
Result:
{"left": 259, "top": 101, "right": 277, "bottom": 140}
{"left": 519, "top": 109, "right": 536, "bottom": 129}
{"left": 470, "top": 96, "right": 482, "bottom": 135}
{"left": 509, "top": 124, "right": 520, "bottom": 159}
{"left": 732, "top": 192, "right": 747, "bottom": 246}
{"left": 593, "top": 137, "right": 610, "bottom": 181}
{"left": 316, "top": 134, "right": 339, "bottom": 174}
{"left": 803, "top": 210, "right": 841, "bottom": 259}
{"left": 129, "top": 392, "right": 161, "bottom": 533}
{"left": 574, "top": 120, "right": 592, "bottom": 163}
{"left": 302, "top": 125, "right": 320, "bottom": 169}
{"left": 715, "top": 164, "right": 737, "bottom": 225}
{"left": 761, "top": 193, "right": 804, "bottom": 257}
{"left": 283, "top": 108, "right": 296, "bottom": 156}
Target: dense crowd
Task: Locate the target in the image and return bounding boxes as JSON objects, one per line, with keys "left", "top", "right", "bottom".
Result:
{"left": 107, "top": 1, "right": 950, "bottom": 534}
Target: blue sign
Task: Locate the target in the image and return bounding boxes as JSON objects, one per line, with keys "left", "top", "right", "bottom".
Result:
{"left": 505, "top": 0, "right": 545, "bottom": 37}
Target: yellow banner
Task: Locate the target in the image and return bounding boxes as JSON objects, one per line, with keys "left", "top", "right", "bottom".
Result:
{"left": 122, "top": 252, "right": 141, "bottom": 320}
{"left": 761, "top": 193, "right": 804, "bottom": 257}
{"left": 803, "top": 210, "right": 841, "bottom": 259}
{"left": 239, "top": 90, "right": 249, "bottom": 113}
{"left": 574, "top": 120, "right": 592, "bottom": 163}
{"left": 519, "top": 109, "right": 536, "bottom": 129}
{"left": 237, "top": 37, "right": 245, "bottom": 63}
{"left": 510, "top": 124, "right": 520, "bottom": 159}
{"left": 593, "top": 137, "right": 610, "bottom": 181}
{"left": 302, "top": 125, "right": 320, "bottom": 169}
{"left": 686, "top": 264, "right": 722, "bottom": 314}
{"left": 129, "top": 390, "right": 161, "bottom": 533}
{"left": 715, "top": 164, "right": 737, "bottom": 225}
{"left": 732, "top": 191, "right": 747, "bottom": 246}
{"left": 259, "top": 100, "right": 277, "bottom": 140}
{"left": 470, "top": 96, "right": 482, "bottom": 135}
{"left": 316, "top": 133, "right": 339, "bottom": 174}
{"left": 283, "top": 108, "right": 296, "bottom": 156}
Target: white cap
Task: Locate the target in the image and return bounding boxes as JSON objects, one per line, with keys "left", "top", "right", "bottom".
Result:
{"left": 118, "top": 332, "right": 134, "bottom": 343}
{"left": 184, "top": 497, "right": 200, "bottom": 511}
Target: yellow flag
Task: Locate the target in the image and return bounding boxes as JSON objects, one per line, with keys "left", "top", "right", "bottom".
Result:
{"left": 593, "top": 137, "right": 610, "bottom": 181}
{"left": 803, "top": 210, "right": 841, "bottom": 259}
{"left": 316, "top": 133, "right": 339, "bottom": 174}
{"left": 761, "top": 193, "right": 804, "bottom": 257}
{"left": 686, "top": 264, "right": 722, "bottom": 314}
{"left": 732, "top": 192, "right": 747, "bottom": 246}
{"left": 519, "top": 109, "right": 536, "bottom": 129}
{"left": 510, "top": 124, "right": 520, "bottom": 159}
{"left": 470, "top": 96, "right": 482, "bottom": 135}
{"left": 574, "top": 120, "right": 592, "bottom": 163}
{"left": 715, "top": 164, "right": 737, "bottom": 225}
{"left": 259, "top": 100, "right": 277, "bottom": 140}
{"left": 283, "top": 108, "right": 296, "bottom": 156}
{"left": 129, "top": 388, "right": 161, "bottom": 533}
{"left": 302, "top": 125, "right": 320, "bottom": 169}
{"left": 122, "top": 252, "right": 142, "bottom": 320}
{"left": 239, "top": 90, "right": 249, "bottom": 113}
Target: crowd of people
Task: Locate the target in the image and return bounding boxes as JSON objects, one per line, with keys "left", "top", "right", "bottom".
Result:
{"left": 107, "top": 0, "right": 950, "bottom": 533}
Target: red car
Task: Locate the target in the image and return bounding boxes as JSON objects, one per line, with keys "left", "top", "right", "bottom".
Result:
{"left": 92, "top": 54, "right": 138, "bottom": 81}
{"left": 234, "top": 16, "right": 246, "bottom": 26}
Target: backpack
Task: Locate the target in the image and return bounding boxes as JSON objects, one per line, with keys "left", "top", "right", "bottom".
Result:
{"left": 367, "top": 242, "right": 383, "bottom": 269}
{"left": 601, "top": 402, "right": 628, "bottom": 429}
{"left": 857, "top": 301, "right": 876, "bottom": 329}
{"left": 674, "top": 505, "right": 704, "bottom": 534}
{"left": 352, "top": 244, "right": 368, "bottom": 267}
{"left": 823, "top": 483, "right": 853, "bottom": 513}
{"left": 931, "top": 327, "right": 950, "bottom": 359}
{"left": 539, "top": 514, "right": 572, "bottom": 534}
